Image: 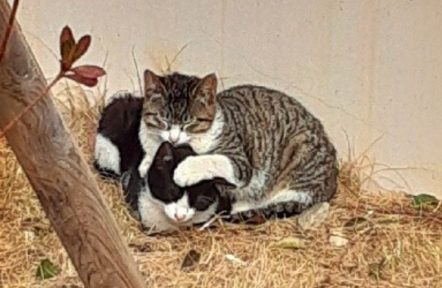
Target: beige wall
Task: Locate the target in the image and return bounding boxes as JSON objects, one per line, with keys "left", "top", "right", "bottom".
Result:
{"left": 11, "top": 0, "right": 442, "bottom": 197}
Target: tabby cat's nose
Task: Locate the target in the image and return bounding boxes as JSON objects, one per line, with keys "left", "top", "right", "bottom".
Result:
{"left": 169, "top": 136, "right": 178, "bottom": 145}
{"left": 169, "top": 125, "right": 181, "bottom": 144}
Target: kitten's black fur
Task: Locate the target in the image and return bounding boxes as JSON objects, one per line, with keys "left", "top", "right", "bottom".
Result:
{"left": 120, "top": 141, "right": 232, "bottom": 226}
{"left": 147, "top": 141, "right": 233, "bottom": 216}
{"left": 94, "top": 93, "right": 144, "bottom": 211}
{"left": 94, "top": 94, "right": 145, "bottom": 177}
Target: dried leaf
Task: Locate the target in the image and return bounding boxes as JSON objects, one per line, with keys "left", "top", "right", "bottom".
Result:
{"left": 329, "top": 235, "right": 349, "bottom": 247}
{"left": 225, "top": 254, "right": 247, "bottom": 265}
{"left": 181, "top": 249, "right": 201, "bottom": 270}
{"left": 344, "top": 217, "right": 370, "bottom": 233}
{"left": 72, "top": 35, "right": 91, "bottom": 63}
{"left": 64, "top": 73, "right": 98, "bottom": 87}
{"left": 71, "top": 65, "right": 106, "bottom": 79}
{"left": 270, "top": 236, "right": 306, "bottom": 250}
{"left": 344, "top": 217, "right": 367, "bottom": 227}
{"left": 297, "top": 202, "right": 330, "bottom": 230}
{"left": 412, "top": 193, "right": 440, "bottom": 209}
{"left": 368, "top": 258, "right": 386, "bottom": 281}
{"left": 35, "top": 258, "right": 60, "bottom": 280}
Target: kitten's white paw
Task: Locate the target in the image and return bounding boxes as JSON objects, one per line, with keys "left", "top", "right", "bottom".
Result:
{"left": 173, "top": 156, "right": 212, "bottom": 187}
{"left": 138, "top": 158, "right": 152, "bottom": 178}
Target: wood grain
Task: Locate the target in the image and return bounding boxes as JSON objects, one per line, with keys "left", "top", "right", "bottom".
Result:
{"left": 0, "top": 1, "right": 146, "bottom": 287}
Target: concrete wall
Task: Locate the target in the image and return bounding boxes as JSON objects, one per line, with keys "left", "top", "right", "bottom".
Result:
{"left": 11, "top": 0, "right": 442, "bottom": 197}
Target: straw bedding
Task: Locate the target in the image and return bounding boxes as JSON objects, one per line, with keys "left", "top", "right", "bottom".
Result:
{"left": 1, "top": 91, "right": 442, "bottom": 288}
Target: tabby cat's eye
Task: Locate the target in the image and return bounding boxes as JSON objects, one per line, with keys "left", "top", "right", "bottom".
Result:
{"left": 196, "top": 117, "right": 211, "bottom": 122}
{"left": 145, "top": 112, "right": 158, "bottom": 117}
{"left": 163, "top": 112, "right": 171, "bottom": 120}
{"left": 183, "top": 114, "right": 191, "bottom": 123}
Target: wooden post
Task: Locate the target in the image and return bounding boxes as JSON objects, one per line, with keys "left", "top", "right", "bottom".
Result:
{"left": 0, "top": 2, "right": 146, "bottom": 288}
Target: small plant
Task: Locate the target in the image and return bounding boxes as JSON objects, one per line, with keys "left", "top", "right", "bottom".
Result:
{"left": 35, "top": 258, "right": 61, "bottom": 280}
{"left": 59, "top": 26, "right": 105, "bottom": 87}
{"left": 0, "top": 0, "right": 106, "bottom": 137}
{"left": 411, "top": 193, "right": 440, "bottom": 210}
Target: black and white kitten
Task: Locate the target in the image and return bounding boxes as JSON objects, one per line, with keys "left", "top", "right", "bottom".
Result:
{"left": 146, "top": 141, "right": 233, "bottom": 227}
{"left": 120, "top": 141, "right": 233, "bottom": 231}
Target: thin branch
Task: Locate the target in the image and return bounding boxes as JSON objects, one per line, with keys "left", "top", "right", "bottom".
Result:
{"left": 0, "top": 71, "right": 64, "bottom": 137}
{"left": 169, "top": 42, "right": 190, "bottom": 69}
{"left": 0, "top": 0, "right": 19, "bottom": 63}
{"left": 131, "top": 46, "right": 142, "bottom": 94}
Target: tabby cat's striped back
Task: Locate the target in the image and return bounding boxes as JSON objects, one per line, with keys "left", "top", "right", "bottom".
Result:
{"left": 212, "top": 85, "right": 338, "bottom": 214}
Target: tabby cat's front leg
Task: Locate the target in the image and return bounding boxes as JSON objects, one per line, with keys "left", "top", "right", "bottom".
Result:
{"left": 173, "top": 154, "right": 247, "bottom": 188}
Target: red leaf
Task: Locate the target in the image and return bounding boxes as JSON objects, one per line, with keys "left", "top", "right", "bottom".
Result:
{"left": 60, "top": 26, "right": 75, "bottom": 52}
{"left": 71, "top": 65, "right": 106, "bottom": 79}
{"left": 60, "top": 26, "right": 76, "bottom": 71}
{"left": 64, "top": 73, "right": 99, "bottom": 87}
{"left": 72, "top": 35, "right": 91, "bottom": 63}
{"left": 60, "top": 46, "right": 73, "bottom": 71}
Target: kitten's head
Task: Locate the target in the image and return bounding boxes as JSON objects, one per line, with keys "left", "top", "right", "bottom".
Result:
{"left": 164, "top": 178, "right": 236, "bottom": 224}
{"left": 147, "top": 141, "right": 182, "bottom": 203}
{"left": 148, "top": 142, "right": 234, "bottom": 224}
{"left": 142, "top": 69, "right": 218, "bottom": 145}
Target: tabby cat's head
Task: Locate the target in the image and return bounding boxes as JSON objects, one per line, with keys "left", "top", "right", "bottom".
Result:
{"left": 142, "top": 69, "right": 218, "bottom": 145}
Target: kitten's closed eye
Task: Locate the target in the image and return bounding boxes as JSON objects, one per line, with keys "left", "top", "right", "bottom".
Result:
{"left": 145, "top": 112, "right": 158, "bottom": 117}
{"left": 194, "top": 195, "right": 215, "bottom": 211}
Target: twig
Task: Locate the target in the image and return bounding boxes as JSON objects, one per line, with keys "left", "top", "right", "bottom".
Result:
{"left": 0, "top": 0, "right": 20, "bottom": 63}
{"left": 131, "top": 46, "right": 142, "bottom": 94}
{"left": 0, "top": 72, "right": 65, "bottom": 137}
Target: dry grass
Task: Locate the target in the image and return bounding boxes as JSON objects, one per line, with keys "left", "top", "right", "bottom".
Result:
{"left": 1, "top": 89, "right": 442, "bottom": 288}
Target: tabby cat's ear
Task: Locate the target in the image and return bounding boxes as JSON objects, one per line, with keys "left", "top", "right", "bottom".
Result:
{"left": 143, "top": 69, "right": 165, "bottom": 101}
{"left": 193, "top": 73, "right": 217, "bottom": 105}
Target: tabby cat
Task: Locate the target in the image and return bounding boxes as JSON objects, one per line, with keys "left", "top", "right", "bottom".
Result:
{"left": 137, "top": 69, "right": 338, "bottom": 228}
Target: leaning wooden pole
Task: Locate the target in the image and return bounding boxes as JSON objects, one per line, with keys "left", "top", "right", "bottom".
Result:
{"left": 0, "top": 2, "right": 146, "bottom": 288}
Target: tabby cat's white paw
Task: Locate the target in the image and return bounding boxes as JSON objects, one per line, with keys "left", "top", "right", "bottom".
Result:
{"left": 173, "top": 156, "right": 212, "bottom": 187}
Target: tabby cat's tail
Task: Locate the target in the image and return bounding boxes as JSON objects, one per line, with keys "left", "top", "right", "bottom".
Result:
{"left": 224, "top": 200, "right": 312, "bottom": 225}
